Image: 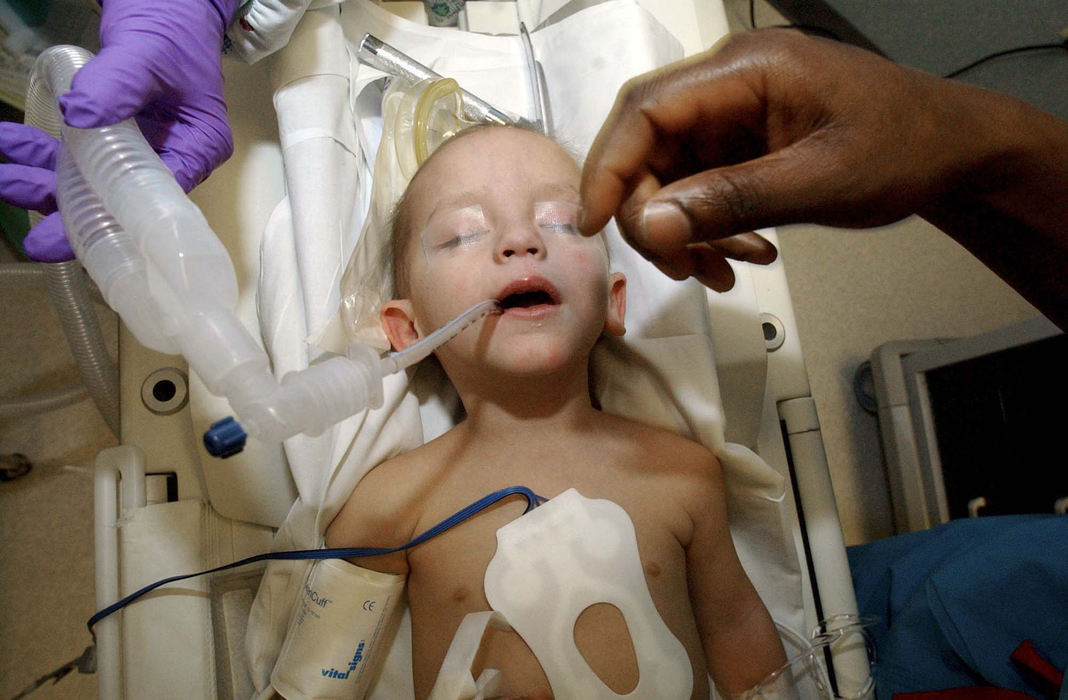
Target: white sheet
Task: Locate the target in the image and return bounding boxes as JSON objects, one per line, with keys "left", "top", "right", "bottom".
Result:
{"left": 244, "top": 2, "right": 804, "bottom": 696}
{"left": 119, "top": 500, "right": 274, "bottom": 698}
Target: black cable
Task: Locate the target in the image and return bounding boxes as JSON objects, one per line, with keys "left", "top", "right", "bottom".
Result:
{"left": 942, "top": 41, "right": 1068, "bottom": 78}
{"left": 9, "top": 646, "right": 95, "bottom": 700}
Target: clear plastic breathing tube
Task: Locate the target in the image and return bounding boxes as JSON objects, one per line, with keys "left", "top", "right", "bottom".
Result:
{"left": 725, "top": 617, "right": 876, "bottom": 700}
{"left": 31, "top": 45, "right": 498, "bottom": 455}
{"left": 380, "top": 299, "right": 500, "bottom": 375}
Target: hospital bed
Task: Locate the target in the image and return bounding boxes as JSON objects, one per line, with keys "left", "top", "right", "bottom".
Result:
{"left": 90, "top": 1, "right": 872, "bottom": 697}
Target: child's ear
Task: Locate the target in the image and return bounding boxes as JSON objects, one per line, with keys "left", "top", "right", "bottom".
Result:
{"left": 604, "top": 272, "right": 626, "bottom": 337}
{"left": 381, "top": 300, "right": 422, "bottom": 351}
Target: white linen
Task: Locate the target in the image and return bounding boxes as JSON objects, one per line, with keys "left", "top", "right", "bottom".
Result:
{"left": 119, "top": 500, "right": 274, "bottom": 698}
{"left": 227, "top": 0, "right": 344, "bottom": 64}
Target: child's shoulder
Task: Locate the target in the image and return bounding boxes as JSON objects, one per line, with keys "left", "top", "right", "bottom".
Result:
{"left": 599, "top": 410, "right": 716, "bottom": 453}
{"left": 350, "top": 436, "right": 450, "bottom": 508}
{"left": 591, "top": 413, "right": 727, "bottom": 534}
{"left": 596, "top": 411, "right": 723, "bottom": 478}
{"left": 325, "top": 437, "right": 447, "bottom": 550}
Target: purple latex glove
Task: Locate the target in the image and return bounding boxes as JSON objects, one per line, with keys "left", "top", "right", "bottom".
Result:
{"left": 0, "top": 0, "right": 239, "bottom": 262}
{"left": 0, "top": 123, "right": 65, "bottom": 260}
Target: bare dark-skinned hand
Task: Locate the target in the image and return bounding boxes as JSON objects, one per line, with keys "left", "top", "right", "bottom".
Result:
{"left": 579, "top": 28, "right": 1068, "bottom": 319}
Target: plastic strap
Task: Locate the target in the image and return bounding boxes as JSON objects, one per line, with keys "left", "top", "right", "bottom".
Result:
{"left": 88, "top": 485, "right": 542, "bottom": 635}
{"left": 427, "top": 611, "right": 509, "bottom": 700}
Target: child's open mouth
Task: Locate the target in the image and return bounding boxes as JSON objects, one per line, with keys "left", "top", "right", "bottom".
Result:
{"left": 497, "top": 277, "right": 559, "bottom": 317}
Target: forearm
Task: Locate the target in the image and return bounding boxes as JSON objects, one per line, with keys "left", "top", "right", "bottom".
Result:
{"left": 922, "top": 193, "right": 1067, "bottom": 329}
{"left": 919, "top": 83, "right": 1068, "bottom": 328}
{"left": 702, "top": 591, "right": 786, "bottom": 696}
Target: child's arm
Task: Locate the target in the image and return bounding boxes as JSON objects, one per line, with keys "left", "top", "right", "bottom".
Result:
{"left": 324, "top": 459, "right": 416, "bottom": 576}
{"left": 684, "top": 453, "right": 786, "bottom": 696}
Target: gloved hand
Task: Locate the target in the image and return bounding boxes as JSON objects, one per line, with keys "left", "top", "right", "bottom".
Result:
{"left": 0, "top": 122, "right": 62, "bottom": 259}
{"left": 0, "top": 0, "right": 239, "bottom": 262}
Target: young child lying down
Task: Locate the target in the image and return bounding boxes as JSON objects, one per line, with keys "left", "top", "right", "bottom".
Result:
{"left": 326, "top": 124, "right": 786, "bottom": 699}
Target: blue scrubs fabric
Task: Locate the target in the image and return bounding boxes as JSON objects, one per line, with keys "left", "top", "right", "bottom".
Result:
{"left": 847, "top": 515, "right": 1068, "bottom": 700}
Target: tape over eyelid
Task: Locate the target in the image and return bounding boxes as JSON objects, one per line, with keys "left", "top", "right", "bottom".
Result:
{"left": 420, "top": 204, "right": 489, "bottom": 251}
{"left": 534, "top": 200, "right": 583, "bottom": 227}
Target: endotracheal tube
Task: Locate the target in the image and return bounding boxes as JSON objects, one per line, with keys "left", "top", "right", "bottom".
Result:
{"left": 29, "top": 44, "right": 500, "bottom": 457}
{"left": 218, "top": 299, "right": 500, "bottom": 450}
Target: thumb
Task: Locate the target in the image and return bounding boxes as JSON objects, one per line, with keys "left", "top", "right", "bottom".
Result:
{"left": 58, "top": 46, "right": 159, "bottom": 129}
{"left": 632, "top": 145, "right": 832, "bottom": 255}
{"left": 23, "top": 212, "right": 74, "bottom": 263}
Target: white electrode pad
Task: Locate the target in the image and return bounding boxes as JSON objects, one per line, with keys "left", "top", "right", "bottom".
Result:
{"left": 483, "top": 488, "right": 693, "bottom": 698}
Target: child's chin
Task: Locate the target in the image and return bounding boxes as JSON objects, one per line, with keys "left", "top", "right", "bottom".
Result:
{"left": 496, "top": 350, "right": 578, "bottom": 378}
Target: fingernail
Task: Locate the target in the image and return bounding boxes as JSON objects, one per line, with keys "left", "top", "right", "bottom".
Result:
{"left": 641, "top": 200, "right": 691, "bottom": 247}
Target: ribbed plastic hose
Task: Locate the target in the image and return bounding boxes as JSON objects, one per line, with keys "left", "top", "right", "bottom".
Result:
{"left": 42, "top": 259, "right": 120, "bottom": 435}
{"left": 22, "top": 47, "right": 120, "bottom": 438}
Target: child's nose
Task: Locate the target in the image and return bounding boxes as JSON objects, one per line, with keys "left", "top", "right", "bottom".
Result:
{"left": 496, "top": 222, "right": 545, "bottom": 260}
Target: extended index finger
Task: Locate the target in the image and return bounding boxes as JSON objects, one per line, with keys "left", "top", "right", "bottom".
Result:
{"left": 579, "top": 77, "right": 660, "bottom": 235}
{"left": 580, "top": 41, "right": 767, "bottom": 236}
{"left": 580, "top": 57, "right": 717, "bottom": 236}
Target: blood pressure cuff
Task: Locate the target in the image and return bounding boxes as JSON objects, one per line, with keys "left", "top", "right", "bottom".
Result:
{"left": 847, "top": 514, "right": 1068, "bottom": 700}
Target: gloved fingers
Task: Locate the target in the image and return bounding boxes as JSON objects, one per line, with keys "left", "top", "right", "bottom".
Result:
{"left": 140, "top": 108, "right": 234, "bottom": 192}
{"left": 156, "top": 150, "right": 199, "bottom": 193}
{"left": 58, "top": 44, "right": 163, "bottom": 129}
{"left": 0, "top": 123, "right": 70, "bottom": 263}
{"left": 0, "top": 122, "right": 59, "bottom": 169}
{"left": 0, "top": 163, "right": 57, "bottom": 212}
{"left": 22, "top": 212, "right": 75, "bottom": 263}
{"left": 59, "top": 0, "right": 230, "bottom": 131}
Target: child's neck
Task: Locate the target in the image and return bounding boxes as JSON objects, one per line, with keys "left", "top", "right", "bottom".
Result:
{"left": 453, "top": 366, "right": 599, "bottom": 442}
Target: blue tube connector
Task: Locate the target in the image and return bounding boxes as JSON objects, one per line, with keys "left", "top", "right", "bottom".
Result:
{"left": 203, "top": 417, "right": 247, "bottom": 458}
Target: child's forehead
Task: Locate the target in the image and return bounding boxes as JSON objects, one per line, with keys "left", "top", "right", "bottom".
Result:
{"left": 411, "top": 127, "right": 580, "bottom": 202}
{"left": 420, "top": 182, "right": 580, "bottom": 216}
{"left": 438, "top": 125, "right": 573, "bottom": 162}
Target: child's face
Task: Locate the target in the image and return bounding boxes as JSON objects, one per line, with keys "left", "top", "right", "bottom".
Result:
{"left": 382, "top": 127, "right": 625, "bottom": 378}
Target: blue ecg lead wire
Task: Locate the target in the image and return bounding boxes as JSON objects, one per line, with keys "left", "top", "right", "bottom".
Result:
{"left": 88, "top": 485, "right": 544, "bottom": 635}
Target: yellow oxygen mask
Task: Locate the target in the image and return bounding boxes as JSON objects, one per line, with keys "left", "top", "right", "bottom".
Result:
{"left": 387, "top": 77, "right": 478, "bottom": 180}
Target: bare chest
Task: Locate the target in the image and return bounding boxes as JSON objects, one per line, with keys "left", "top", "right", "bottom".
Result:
{"left": 404, "top": 468, "right": 705, "bottom": 698}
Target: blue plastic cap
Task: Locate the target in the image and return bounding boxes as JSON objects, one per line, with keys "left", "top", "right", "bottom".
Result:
{"left": 203, "top": 417, "right": 247, "bottom": 458}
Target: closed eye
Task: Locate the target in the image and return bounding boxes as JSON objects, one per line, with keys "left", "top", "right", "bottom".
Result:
{"left": 539, "top": 222, "right": 579, "bottom": 235}
{"left": 435, "top": 231, "right": 487, "bottom": 251}
{"left": 534, "top": 201, "right": 581, "bottom": 235}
